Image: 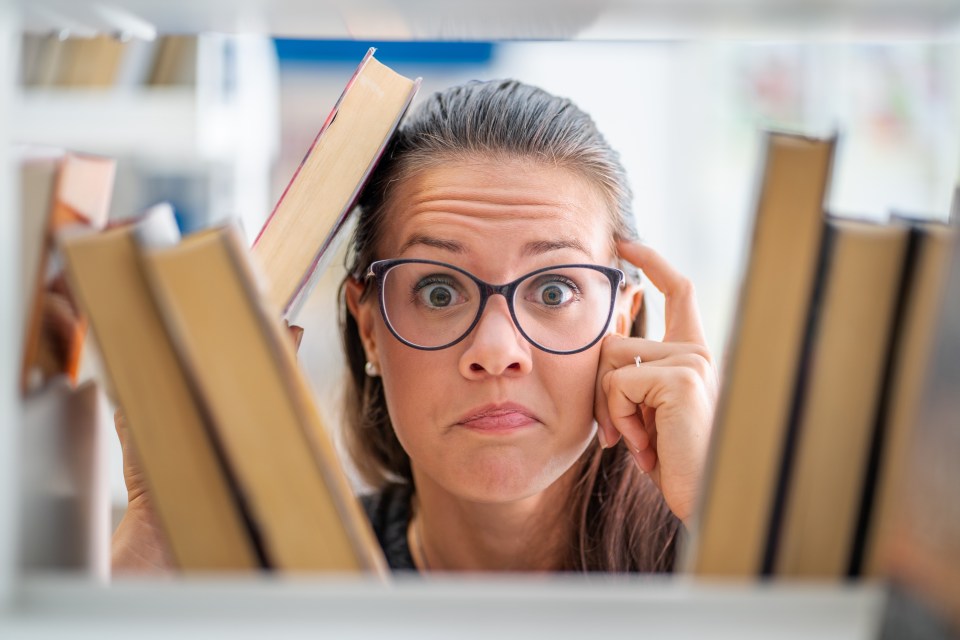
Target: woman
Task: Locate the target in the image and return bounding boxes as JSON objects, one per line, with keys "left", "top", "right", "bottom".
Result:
{"left": 111, "top": 79, "right": 718, "bottom": 573}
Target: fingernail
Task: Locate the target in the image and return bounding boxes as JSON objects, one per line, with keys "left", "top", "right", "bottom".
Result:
{"left": 597, "top": 427, "right": 609, "bottom": 449}
{"left": 629, "top": 449, "right": 647, "bottom": 473}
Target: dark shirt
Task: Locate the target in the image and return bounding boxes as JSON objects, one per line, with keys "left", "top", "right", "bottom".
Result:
{"left": 360, "top": 483, "right": 417, "bottom": 571}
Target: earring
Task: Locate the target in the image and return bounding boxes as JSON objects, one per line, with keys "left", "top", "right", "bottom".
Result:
{"left": 364, "top": 361, "right": 380, "bottom": 377}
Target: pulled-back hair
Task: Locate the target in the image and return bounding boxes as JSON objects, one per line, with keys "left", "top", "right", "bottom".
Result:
{"left": 339, "top": 79, "right": 679, "bottom": 572}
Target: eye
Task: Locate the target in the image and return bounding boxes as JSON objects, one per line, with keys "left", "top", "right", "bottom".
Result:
{"left": 413, "top": 276, "right": 463, "bottom": 309}
{"left": 532, "top": 277, "right": 577, "bottom": 307}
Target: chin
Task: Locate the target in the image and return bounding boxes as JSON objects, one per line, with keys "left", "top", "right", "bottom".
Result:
{"left": 443, "top": 445, "right": 587, "bottom": 505}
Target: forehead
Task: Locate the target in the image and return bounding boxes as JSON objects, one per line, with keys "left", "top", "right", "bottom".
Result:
{"left": 378, "top": 156, "right": 615, "bottom": 265}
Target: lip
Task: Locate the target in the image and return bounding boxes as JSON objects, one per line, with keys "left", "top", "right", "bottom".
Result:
{"left": 455, "top": 402, "right": 541, "bottom": 433}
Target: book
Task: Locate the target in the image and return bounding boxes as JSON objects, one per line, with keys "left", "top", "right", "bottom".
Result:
{"left": 141, "top": 224, "right": 386, "bottom": 573}
{"left": 683, "top": 132, "right": 836, "bottom": 576}
{"left": 21, "top": 376, "right": 110, "bottom": 579}
{"left": 57, "top": 35, "right": 125, "bottom": 87}
{"left": 878, "top": 217, "right": 960, "bottom": 629}
{"left": 60, "top": 207, "right": 261, "bottom": 571}
{"left": 251, "top": 48, "right": 420, "bottom": 318}
{"left": 859, "top": 217, "right": 957, "bottom": 579}
{"left": 772, "top": 216, "right": 910, "bottom": 577}
{"left": 147, "top": 35, "right": 197, "bottom": 86}
{"left": 19, "top": 150, "right": 116, "bottom": 393}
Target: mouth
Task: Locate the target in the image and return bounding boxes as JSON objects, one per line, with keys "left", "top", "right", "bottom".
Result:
{"left": 455, "top": 402, "right": 541, "bottom": 433}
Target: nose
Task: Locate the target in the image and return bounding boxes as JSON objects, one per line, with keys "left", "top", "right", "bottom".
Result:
{"left": 458, "top": 295, "right": 533, "bottom": 379}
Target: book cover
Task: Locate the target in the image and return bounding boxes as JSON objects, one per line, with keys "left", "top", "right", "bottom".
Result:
{"left": 60, "top": 208, "right": 260, "bottom": 571}
{"left": 142, "top": 224, "right": 387, "bottom": 574}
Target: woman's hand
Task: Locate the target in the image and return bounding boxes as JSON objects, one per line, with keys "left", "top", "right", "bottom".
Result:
{"left": 594, "top": 241, "right": 719, "bottom": 528}
{"left": 111, "top": 410, "right": 177, "bottom": 574}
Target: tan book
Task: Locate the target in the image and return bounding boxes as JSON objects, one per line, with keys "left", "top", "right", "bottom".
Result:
{"left": 31, "top": 34, "right": 68, "bottom": 87}
{"left": 147, "top": 35, "right": 196, "bottom": 86}
{"left": 879, "top": 217, "right": 960, "bottom": 629}
{"left": 683, "top": 132, "right": 836, "bottom": 576}
{"left": 57, "top": 35, "right": 125, "bottom": 87}
{"left": 20, "top": 151, "right": 116, "bottom": 393}
{"left": 141, "top": 224, "right": 387, "bottom": 574}
{"left": 252, "top": 48, "right": 420, "bottom": 317}
{"left": 18, "top": 152, "right": 60, "bottom": 334}
{"left": 773, "top": 216, "right": 910, "bottom": 577}
{"left": 861, "top": 218, "right": 956, "bottom": 579}
{"left": 60, "top": 210, "right": 260, "bottom": 571}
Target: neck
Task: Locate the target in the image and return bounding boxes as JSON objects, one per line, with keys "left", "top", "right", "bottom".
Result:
{"left": 409, "top": 465, "right": 580, "bottom": 572}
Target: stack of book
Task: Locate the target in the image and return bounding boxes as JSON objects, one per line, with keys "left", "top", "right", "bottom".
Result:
{"left": 20, "top": 34, "right": 198, "bottom": 89}
{"left": 683, "top": 132, "right": 958, "bottom": 590}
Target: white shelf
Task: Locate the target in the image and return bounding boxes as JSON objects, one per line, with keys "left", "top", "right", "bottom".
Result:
{"left": 13, "top": 89, "right": 201, "bottom": 160}
{"left": 2, "top": 575, "right": 884, "bottom": 639}
{"left": 19, "top": 0, "right": 960, "bottom": 41}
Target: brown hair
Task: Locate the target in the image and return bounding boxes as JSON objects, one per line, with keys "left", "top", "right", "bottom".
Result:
{"left": 339, "top": 79, "right": 679, "bottom": 571}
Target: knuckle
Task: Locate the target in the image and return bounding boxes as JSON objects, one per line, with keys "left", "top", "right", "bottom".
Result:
{"left": 684, "top": 350, "right": 713, "bottom": 379}
{"left": 675, "top": 366, "right": 701, "bottom": 394}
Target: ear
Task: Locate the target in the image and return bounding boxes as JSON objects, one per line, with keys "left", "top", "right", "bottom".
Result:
{"left": 345, "top": 278, "right": 379, "bottom": 363}
{"left": 614, "top": 283, "right": 644, "bottom": 337}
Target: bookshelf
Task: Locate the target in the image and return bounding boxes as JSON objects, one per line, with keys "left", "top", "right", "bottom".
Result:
{"left": 13, "top": 32, "right": 279, "bottom": 236}
{"left": 3, "top": 0, "right": 959, "bottom": 636}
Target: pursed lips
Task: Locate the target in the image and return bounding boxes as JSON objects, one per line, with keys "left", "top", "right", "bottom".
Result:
{"left": 455, "top": 402, "right": 541, "bottom": 432}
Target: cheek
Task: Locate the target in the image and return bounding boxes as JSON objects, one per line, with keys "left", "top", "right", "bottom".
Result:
{"left": 543, "top": 349, "right": 601, "bottom": 422}
{"left": 375, "top": 325, "right": 449, "bottom": 448}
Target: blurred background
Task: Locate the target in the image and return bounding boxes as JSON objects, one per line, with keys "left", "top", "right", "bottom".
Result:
{"left": 11, "top": 16, "right": 960, "bottom": 517}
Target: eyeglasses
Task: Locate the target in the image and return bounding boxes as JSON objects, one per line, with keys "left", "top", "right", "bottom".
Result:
{"left": 364, "top": 259, "right": 625, "bottom": 355}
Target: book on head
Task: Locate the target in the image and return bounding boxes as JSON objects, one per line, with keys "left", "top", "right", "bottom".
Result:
{"left": 251, "top": 47, "right": 420, "bottom": 319}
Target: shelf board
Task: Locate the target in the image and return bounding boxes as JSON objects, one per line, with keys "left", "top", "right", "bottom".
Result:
{"left": 13, "top": 88, "right": 201, "bottom": 160}
{"left": 3, "top": 575, "right": 885, "bottom": 638}
{"left": 19, "top": 0, "right": 960, "bottom": 41}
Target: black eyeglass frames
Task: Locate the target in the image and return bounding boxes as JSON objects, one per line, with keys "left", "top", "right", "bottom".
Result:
{"left": 364, "top": 259, "right": 625, "bottom": 355}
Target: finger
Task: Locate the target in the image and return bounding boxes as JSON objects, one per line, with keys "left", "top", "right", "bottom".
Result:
{"left": 289, "top": 324, "right": 304, "bottom": 351}
{"left": 601, "top": 367, "right": 654, "bottom": 455}
{"left": 601, "top": 363, "right": 695, "bottom": 464}
{"left": 601, "top": 333, "right": 711, "bottom": 367}
{"left": 617, "top": 240, "right": 707, "bottom": 346}
{"left": 595, "top": 335, "right": 701, "bottom": 448}
{"left": 284, "top": 321, "right": 305, "bottom": 352}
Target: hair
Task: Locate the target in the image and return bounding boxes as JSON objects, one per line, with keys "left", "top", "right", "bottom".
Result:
{"left": 339, "top": 79, "right": 680, "bottom": 572}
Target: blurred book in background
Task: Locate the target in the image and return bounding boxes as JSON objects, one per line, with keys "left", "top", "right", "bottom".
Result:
{"left": 18, "top": 148, "right": 115, "bottom": 393}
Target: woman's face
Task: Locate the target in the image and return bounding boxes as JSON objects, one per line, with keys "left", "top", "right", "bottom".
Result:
{"left": 349, "top": 156, "right": 635, "bottom": 504}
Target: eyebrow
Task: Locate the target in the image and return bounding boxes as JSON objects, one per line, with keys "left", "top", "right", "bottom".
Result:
{"left": 398, "top": 235, "right": 591, "bottom": 258}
